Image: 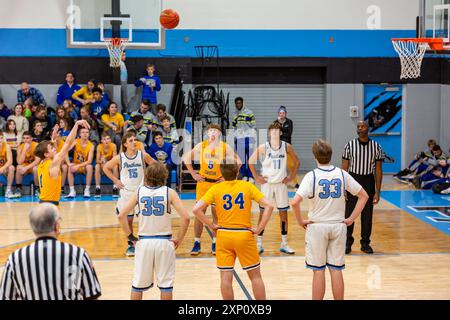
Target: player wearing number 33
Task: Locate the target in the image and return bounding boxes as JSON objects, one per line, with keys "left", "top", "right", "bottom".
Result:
{"left": 117, "top": 163, "right": 190, "bottom": 300}
{"left": 193, "top": 162, "right": 274, "bottom": 300}
{"left": 291, "top": 140, "right": 368, "bottom": 300}
{"left": 249, "top": 122, "right": 300, "bottom": 255}
{"left": 103, "top": 132, "right": 157, "bottom": 257}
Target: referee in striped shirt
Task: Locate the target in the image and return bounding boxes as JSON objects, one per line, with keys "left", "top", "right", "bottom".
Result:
{"left": 342, "top": 121, "right": 384, "bottom": 254}
{"left": 0, "top": 203, "right": 101, "bottom": 300}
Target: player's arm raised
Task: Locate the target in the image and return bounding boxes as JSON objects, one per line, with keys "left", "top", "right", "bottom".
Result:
{"left": 182, "top": 143, "right": 204, "bottom": 182}
{"left": 118, "top": 192, "right": 138, "bottom": 242}
{"left": 103, "top": 155, "right": 124, "bottom": 189}
{"left": 249, "top": 144, "right": 267, "bottom": 185}
{"left": 284, "top": 143, "right": 300, "bottom": 184}
{"left": 168, "top": 189, "right": 190, "bottom": 249}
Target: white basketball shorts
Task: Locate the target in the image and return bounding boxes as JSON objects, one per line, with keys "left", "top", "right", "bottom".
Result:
{"left": 132, "top": 237, "right": 176, "bottom": 292}
{"left": 305, "top": 223, "right": 346, "bottom": 271}
{"left": 260, "top": 183, "right": 289, "bottom": 211}
{"left": 116, "top": 188, "right": 139, "bottom": 217}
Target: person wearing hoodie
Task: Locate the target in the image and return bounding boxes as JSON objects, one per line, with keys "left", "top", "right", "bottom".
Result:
{"left": 231, "top": 97, "right": 256, "bottom": 182}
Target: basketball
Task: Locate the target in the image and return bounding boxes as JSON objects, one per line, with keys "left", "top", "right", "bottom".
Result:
{"left": 160, "top": 9, "right": 179, "bottom": 29}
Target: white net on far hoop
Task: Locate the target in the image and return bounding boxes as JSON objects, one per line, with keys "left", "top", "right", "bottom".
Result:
{"left": 105, "top": 38, "right": 128, "bottom": 68}
{"left": 392, "top": 39, "right": 428, "bottom": 79}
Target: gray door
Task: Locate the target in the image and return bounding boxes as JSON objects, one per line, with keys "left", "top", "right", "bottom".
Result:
{"left": 222, "top": 84, "right": 326, "bottom": 171}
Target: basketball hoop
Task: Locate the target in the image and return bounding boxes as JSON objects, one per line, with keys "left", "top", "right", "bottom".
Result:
{"left": 392, "top": 38, "right": 444, "bottom": 79}
{"left": 105, "top": 38, "right": 128, "bottom": 68}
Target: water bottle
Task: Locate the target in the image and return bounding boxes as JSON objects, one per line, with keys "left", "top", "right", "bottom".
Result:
{"left": 30, "top": 183, "right": 34, "bottom": 197}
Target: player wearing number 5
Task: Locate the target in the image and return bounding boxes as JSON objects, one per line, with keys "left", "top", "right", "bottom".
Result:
{"left": 193, "top": 163, "right": 274, "bottom": 300}
{"left": 249, "top": 122, "right": 300, "bottom": 255}
{"left": 291, "top": 140, "right": 368, "bottom": 300}
{"left": 118, "top": 163, "right": 190, "bottom": 300}
{"left": 183, "top": 124, "right": 240, "bottom": 256}
{"left": 104, "top": 132, "right": 157, "bottom": 257}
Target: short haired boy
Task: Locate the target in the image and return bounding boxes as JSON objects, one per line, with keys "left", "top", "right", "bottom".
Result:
{"left": 291, "top": 140, "right": 368, "bottom": 300}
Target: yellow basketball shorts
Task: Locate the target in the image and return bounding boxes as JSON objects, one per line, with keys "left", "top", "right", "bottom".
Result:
{"left": 216, "top": 229, "right": 260, "bottom": 271}
{"left": 195, "top": 181, "right": 216, "bottom": 201}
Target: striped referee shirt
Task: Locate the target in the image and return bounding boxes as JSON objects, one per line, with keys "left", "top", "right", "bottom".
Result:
{"left": 0, "top": 237, "right": 101, "bottom": 300}
{"left": 342, "top": 138, "right": 384, "bottom": 175}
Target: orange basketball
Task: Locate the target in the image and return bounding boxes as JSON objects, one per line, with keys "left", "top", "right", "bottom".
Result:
{"left": 160, "top": 9, "right": 179, "bottom": 29}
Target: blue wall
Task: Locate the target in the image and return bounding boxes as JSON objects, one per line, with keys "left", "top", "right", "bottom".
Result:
{"left": 0, "top": 29, "right": 416, "bottom": 57}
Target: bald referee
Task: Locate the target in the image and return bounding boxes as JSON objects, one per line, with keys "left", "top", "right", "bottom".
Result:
{"left": 0, "top": 203, "right": 101, "bottom": 300}
{"left": 342, "top": 121, "right": 383, "bottom": 254}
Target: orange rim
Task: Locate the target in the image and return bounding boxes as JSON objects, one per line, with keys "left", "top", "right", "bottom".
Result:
{"left": 392, "top": 38, "right": 444, "bottom": 50}
{"left": 104, "top": 38, "right": 128, "bottom": 46}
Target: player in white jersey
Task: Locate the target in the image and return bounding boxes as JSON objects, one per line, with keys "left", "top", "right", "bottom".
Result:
{"left": 104, "top": 132, "right": 157, "bottom": 257}
{"left": 249, "top": 122, "right": 300, "bottom": 254}
{"left": 118, "top": 162, "right": 190, "bottom": 300}
{"left": 291, "top": 140, "right": 368, "bottom": 300}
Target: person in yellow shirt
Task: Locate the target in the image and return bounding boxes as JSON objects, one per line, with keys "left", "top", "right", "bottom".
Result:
{"left": 35, "top": 120, "right": 90, "bottom": 206}
{"left": 72, "top": 79, "right": 96, "bottom": 107}
{"left": 14, "top": 131, "right": 40, "bottom": 197}
{"left": 101, "top": 102, "right": 124, "bottom": 150}
{"left": 0, "top": 130, "right": 16, "bottom": 198}
{"left": 66, "top": 127, "right": 94, "bottom": 198}
{"left": 193, "top": 162, "right": 274, "bottom": 300}
{"left": 94, "top": 131, "right": 118, "bottom": 198}
{"left": 183, "top": 124, "right": 240, "bottom": 256}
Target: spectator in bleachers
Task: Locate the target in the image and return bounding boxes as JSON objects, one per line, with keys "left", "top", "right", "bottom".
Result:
{"left": 0, "top": 130, "right": 16, "bottom": 198}
{"left": 29, "top": 105, "right": 52, "bottom": 138}
{"left": 17, "top": 82, "right": 46, "bottom": 106}
{"left": 127, "top": 115, "right": 150, "bottom": 146}
{"left": 58, "top": 118, "right": 71, "bottom": 141}
{"left": 94, "top": 131, "right": 119, "bottom": 198}
{"left": 90, "top": 87, "right": 109, "bottom": 119}
{"left": 14, "top": 131, "right": 39, "bottom": 197}
{"left": 66, "top": 127, "right": 94, "bottom": 198}
{"left": 122, "top": 130, "right": 147, "bottom": 155}
{"left": 55, "top": 106, "right": 74, "bottom": 130}
{"left": 0, "top": 98, "right": 11, "bottom": 121}
{"left": 79, "top": 106, "right": 100, "bottom": 145}
{"left": 63, "top": 99, "right": 79, "bottom": 120}
{"left": 125, "top": 100, "right": 154, "bottom": 131}
{"left": 97, "top": 82, "right": 110, "bottom": 104}
{"left": 101, "top": 102, "right": 124, "bottom": 151}
{"left": 72, "top": 79, "right": 96, "bottom": 108}
{"left": 148, "top": 131, "right": 173, "bottom": 187}
{"left": 56, "top": 72, "right": 81, "bottom": 107}
{"left": 8, "top": 103, "right": 29, "bottom": 141}
{"left": 413, "top": 156, "right": 450, "bottom": 189}
{"left": 31, "top": 120, "right": 48, "bottom": 143}
{"left": 0, "top": 117, "right": 5, "bottom": 131}
{"left": 4, "top": 120, "right": 20, "bottom": 157}
{"left": 134, "top": 64, "right": 161, "bottom": 114}
{"left": 22, "top": 99, "right": 32, "bottom": 119}
{"left": 395, "top": 139, "right": 437, "bottom": 182}
{"left": 157, "top": 116, "right": 179, "bottom": 146}
{"left": 153, "top": 104, "right": 176, "bottom": 130}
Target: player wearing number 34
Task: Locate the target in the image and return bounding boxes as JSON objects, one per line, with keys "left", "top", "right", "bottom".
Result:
{"left": 291, "top": 139, "right": 368, "bottom": 300}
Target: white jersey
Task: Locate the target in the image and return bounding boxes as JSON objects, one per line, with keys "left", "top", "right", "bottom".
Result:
{"left": 119, "top": 150, "right": 145, "bottom": 192}
{"left": 296, "top": 165, "right": 362, "bottom": 223}
{"left": 137, "top": 185, "right": 172, "bottom": 237}
{"left": 261, "top": 141, "right": 288, "bottom": 183}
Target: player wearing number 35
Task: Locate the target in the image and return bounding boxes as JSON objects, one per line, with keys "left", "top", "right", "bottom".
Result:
{"left": 291, "top": 139, "right": 368, "bottom": 300}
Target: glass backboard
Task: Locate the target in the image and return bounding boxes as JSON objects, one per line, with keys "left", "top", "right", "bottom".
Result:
{"left": 422, "top": 0, "right": 450, "bottom": 41}
{"left": 67, "top": 0, "right": 165, "bottom": 49}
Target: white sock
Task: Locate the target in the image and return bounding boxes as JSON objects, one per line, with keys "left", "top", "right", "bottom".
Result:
{"left": 281, "top": 235, "right": 288, "bottom": 245}
{"left": 70, "top": 186, "right": 75, "bottom": 192}
{"left": 194, "top": 238, "right": 201, "bottom": 243}
{"left": 212, "top": 237, "right": 216, "bottom": 244}
{"left": 96, "top": 185, "right": 101, "bottom": 189}
{"left": 85, "top": 186, "right": 90, "bottom": 190}
{"left": 257, "top": 236, "right": 263, "bottom": 244}
{"left": 6, "top": 187, "right": 11, "bottom": 192}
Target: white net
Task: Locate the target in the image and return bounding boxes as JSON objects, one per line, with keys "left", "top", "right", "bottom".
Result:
{"left": 105, "top": 39, "right": 128, "bottom": 68}
{"left": 392, "top": 40, "right": 428, "bottom": 79}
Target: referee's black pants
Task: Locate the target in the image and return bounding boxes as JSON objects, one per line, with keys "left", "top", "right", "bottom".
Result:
{"left": 345, "top": 173, "right": 375, "bottom": 247}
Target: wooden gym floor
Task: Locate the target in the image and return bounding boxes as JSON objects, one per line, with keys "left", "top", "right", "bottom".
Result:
{"left": 0, "top": 176, "right": 449, "bottom": 300}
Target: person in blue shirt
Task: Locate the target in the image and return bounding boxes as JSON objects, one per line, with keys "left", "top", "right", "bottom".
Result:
{"left": 90, "top": 88, "right": 109, "bottom": 117}
{"left": 134, "top": 64, "right": 161, "bottom": 114}
{"left": 17, "top": 82, "right": 46, "bottom": 106}
{"left": 148, "top": 131, "right": 174, "bottom": 187}
{"left": 56, "top": 72, "right": 81, "bottom": 107}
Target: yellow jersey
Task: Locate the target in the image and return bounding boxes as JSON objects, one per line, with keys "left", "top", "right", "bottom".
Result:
{"left": 18, "top": 142, "right": 37, "bottom": 164}
{"left": 101, "top": 113, "right": 124, "bottom": 132}
{"left": 199, "top": 140, "right": 227, "bottom": 180}
{"left": 0, "top": 142, "right": 7, "bottom": 168}
{"left": 38, "top": 159, "right": 62, "bottom": 204}
{"left": 98, "top": 143, "right": 115, "bottom": 164}
{"left": 73, "top": 139, "right": 93, "bottom": 164}
{"left": 201, "top": 180, "right": 264, "bottom": 229}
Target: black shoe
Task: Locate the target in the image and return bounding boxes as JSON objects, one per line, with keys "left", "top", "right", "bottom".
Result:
{"left": 94, "top": 187, "right": 101, "bottom": 198}
{"left": 112, "top": 187, "right": 119, "bottom": 198}
{"left": 345, "top": 246, "right": 352, "bottom": 254}
{"left": 412, "top": 176, "right": 422, "bottom": 189}
{"left": 361, "top": 245, "right": 374, "bottom": 254}
{"left": 295, "top": 183, "right": 300, "bottom": 189}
